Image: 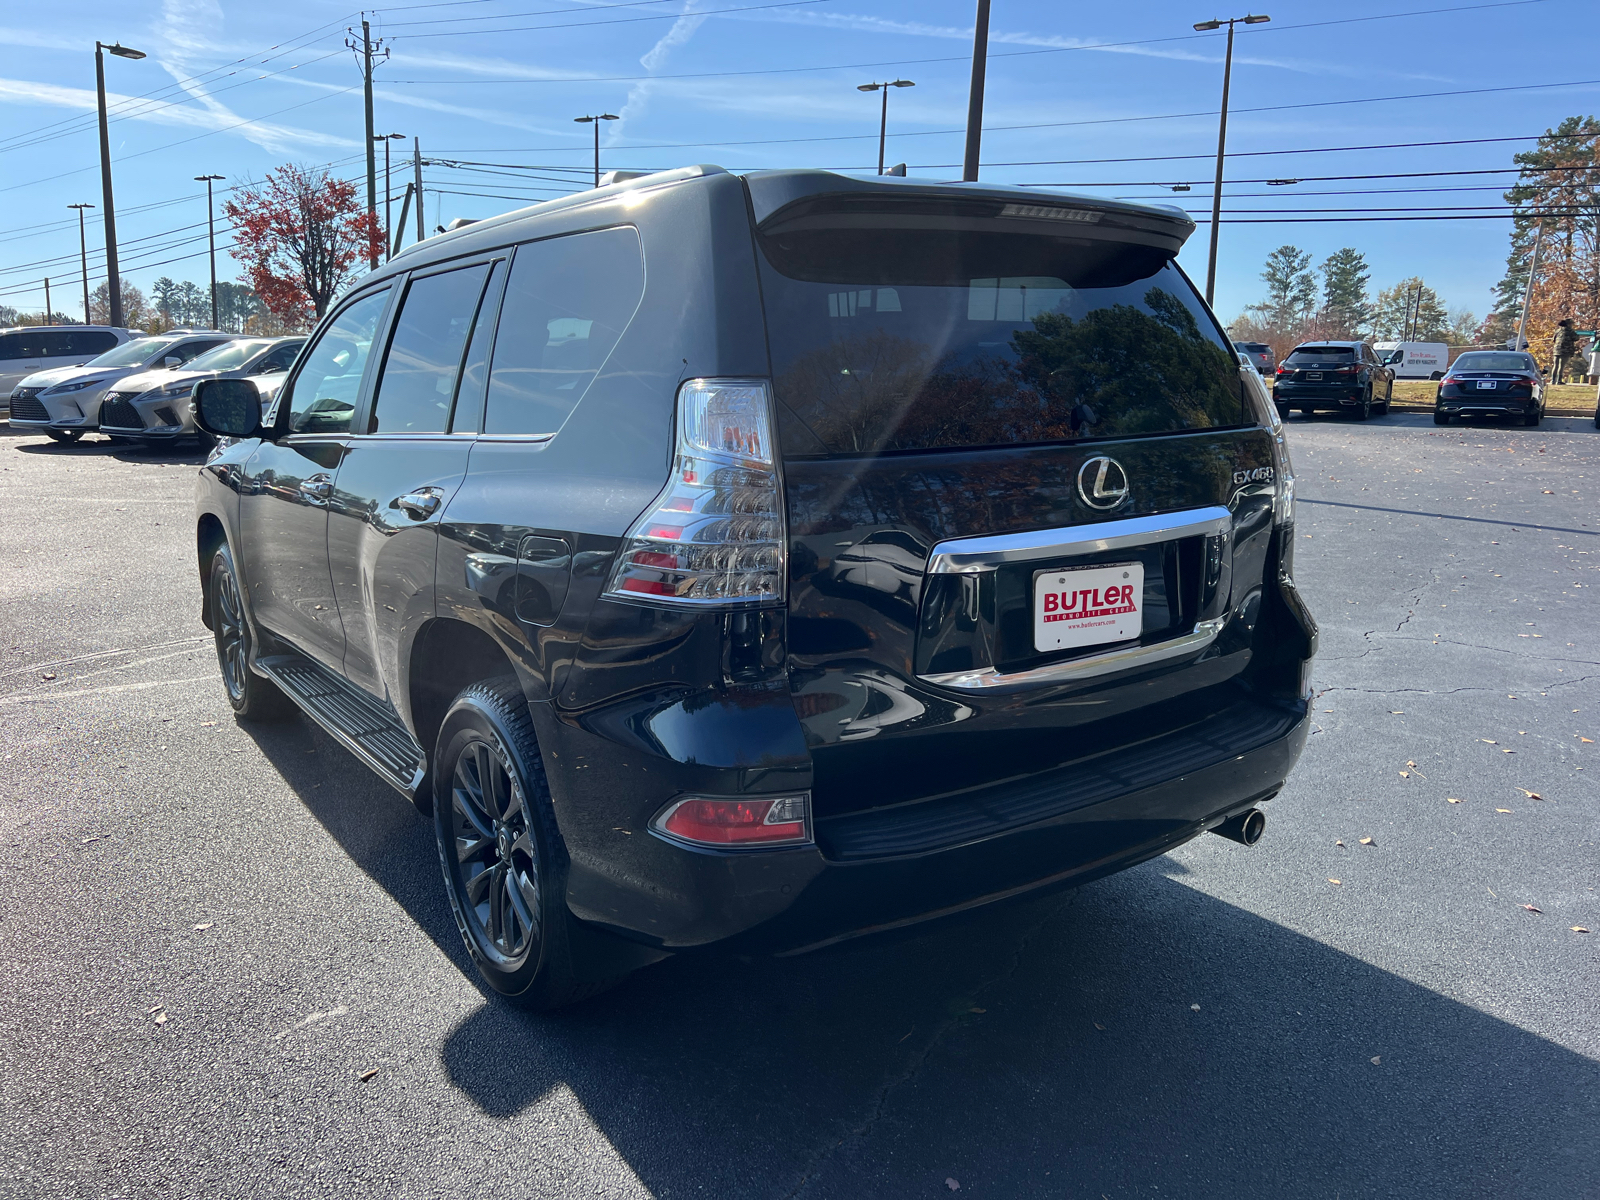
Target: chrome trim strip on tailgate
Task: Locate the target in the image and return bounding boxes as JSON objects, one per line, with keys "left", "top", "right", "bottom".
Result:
{"left": 918, "top": 616, "right": 1227, "bottom": 692}
{"left": 925, "top": 505, "right": 1231, "bottom": 574}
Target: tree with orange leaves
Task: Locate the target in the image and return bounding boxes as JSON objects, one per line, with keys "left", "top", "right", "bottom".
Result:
{"left": 224, "top": 164, "right": 383, "bottom": 329}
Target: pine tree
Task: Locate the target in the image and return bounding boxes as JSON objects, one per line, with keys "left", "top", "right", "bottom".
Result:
{"left": 1319, "top": 248, "right": 1371, "bottom": 336}
{"left": 1253, "top": 245, "right": 1317, "bottom": 326}
{"left": 1372, "top": 278, "right": 1449, "bottom": 341}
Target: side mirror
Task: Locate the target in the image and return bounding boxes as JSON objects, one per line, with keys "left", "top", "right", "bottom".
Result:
{"left": 192, "top": 378, "right": 263, "bottom": 440}
{"left": 164, "top": 355, "right": 183, "bottom": 368}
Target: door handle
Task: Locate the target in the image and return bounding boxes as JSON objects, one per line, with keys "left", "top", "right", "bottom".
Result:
{"left": 395, "top": 489, "right": 443, "bottom": 520}
{"left": 299, "top": 474, "right": 333, "bottom": 502}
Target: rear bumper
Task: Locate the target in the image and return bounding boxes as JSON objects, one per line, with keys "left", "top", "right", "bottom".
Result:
{"left": 541, "top": 685, "right": 1311, "bottom": 955}
{"left": 1273, "top": 385, "right": 1366, "bottom": 409}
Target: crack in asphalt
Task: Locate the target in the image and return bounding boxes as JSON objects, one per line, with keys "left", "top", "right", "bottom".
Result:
{"left": 783, "top": 899, "right": 1067, "bottom": 1199}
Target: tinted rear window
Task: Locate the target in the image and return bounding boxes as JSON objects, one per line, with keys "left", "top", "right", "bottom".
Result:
{"left": 1288, "top": 346, "right": 1355, "bottom": 360}
{"left": 758, "top": 223, "right": 1245, "bottom": 457}
{"left": 1452, "top": 352, "right": 1535, "bottom": 372}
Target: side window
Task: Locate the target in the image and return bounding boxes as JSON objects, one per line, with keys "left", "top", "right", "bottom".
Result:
{"left": 369, "top": 263, "right": 491, "bottom": 434}
{"left": 66, "top": 331, "right": 118, "bottom": 357}
{"left": 483, "top": 227, "right": 644, "bottom": 436}
{"left": 0, "top": 332, "right": 37, "bottom": 360}
{"left": 285, "top": 289, "right": 391, "bottom": 435}
{"left": 172, "top": 339, "right": 226, "bottom": 364}
{"left": 256, "top": 343, "right": 302, "bottom": 373}
{"left": 450, "top": 261, "right": 504, "bottom": 434}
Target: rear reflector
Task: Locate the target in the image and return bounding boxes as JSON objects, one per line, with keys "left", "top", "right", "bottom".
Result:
{"left": 652, "top": 794, "right": 813, "bottom": 849}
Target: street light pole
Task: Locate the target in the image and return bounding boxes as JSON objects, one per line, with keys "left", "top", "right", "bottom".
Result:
{"left": 94, "top": 40, "right": 146, "bottom": 328}
{"left": 1192, "top": 14, "right": 1269, "bottom": 307}
{"left": 195, "top": 174, "right": 224, "bottom": 329}
{"left": 375, "top": 133, "right": 404, "bottom": 260}
{"left": 857, "top": 80, "right": 915, "bottom": 175}
{"left": 68, "top": 204, "right": 94, "bottom": 324}
{"left": 1515, "top": 221, "right": 1544, "bottom": 354}
{"left": 574, "top": 114, "right": 620, "bottom": 187}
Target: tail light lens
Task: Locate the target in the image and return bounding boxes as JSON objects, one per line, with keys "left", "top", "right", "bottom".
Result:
{"left": 605, "top": 379, "right": 785, "bottom": 607}
{"left": 652, "top": 794, "right": 812, "bottom": 848}
{"left": 1332, "top": 365, "right": 1358, "bottom": 374}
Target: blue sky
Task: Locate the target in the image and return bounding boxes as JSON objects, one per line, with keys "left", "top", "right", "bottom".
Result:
{"left": 2, "top": 0, "right": 1595, "bottom": 325}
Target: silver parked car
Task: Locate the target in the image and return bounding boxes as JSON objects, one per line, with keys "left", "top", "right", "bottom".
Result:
{"left": 98, "top": 336, "right": 304, "bottom": 446}
{"left": 0, "top": 326, "right": 137, "bottom": 409}
{"left": 8, "top": 330, "right": 238, "bottom": 444}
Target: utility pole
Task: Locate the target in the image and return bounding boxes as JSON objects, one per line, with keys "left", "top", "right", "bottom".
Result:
{"left": 347, "top": 18, "right": 388, "bottom": 270}
{"left": 1192, "top": 14, "right": 1271, "bottom": 307}
{"left": 95, "top": 40, "right": 147, "bottom": 328}
{"left": 195, "top": 174, "right": 224, "bottom": 329}
{"left": 1515, "top": 221, "right": 1544, "bottom": 354}
{"left": 375, "top": 133, "right": 404, "bottom": 259}
{"left": 68, "top": 204, "right": 94, "bottom": 323}
{"left": 962, "top": 0, "right": 991, "bottom": 181}
{"left": 413, "top": 137, "right": 425, "bottom": 244}
{"left": 43, "top": 279, "right": 51, "bottom": 325}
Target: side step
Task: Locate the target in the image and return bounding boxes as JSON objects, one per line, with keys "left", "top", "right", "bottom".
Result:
{"left": 256, "top": 653, "right": 427, "bottom": 800}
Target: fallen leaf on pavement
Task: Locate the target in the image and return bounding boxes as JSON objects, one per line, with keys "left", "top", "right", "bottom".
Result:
{"left": 40, "top": 673, "right": 56, "bottom": 681}
{"left": 1399, "top": 771, "right": 1410, "bottom": 778}
{"left": 79, "top": 834, "right": 109, "bottom": 845}
{"left": 1335, "top": 840, "right": 1346, "bottom": 847}
{"left": 1328, "top": 879, "right": 1342, "bottom": 885}
{"left": 1572, "top": 927, "right": 1591, "bottom": 934}
{"left": 1481, "top": 739, "right": 1497, "bottom": 745}
{"left": 146, "top": 1005, "right": 163, "bottom": 1015}
{"left": 1371, "top": 1056, "right": 1381, "bottom": 1065}
{"left": 1093, "top": 1022, "right": 1106, "bottom": 1031}
{"left": 1582, "top": 738, "right": 1594, "bottom": 744}
{"left": 1389, "top": 711, "right": 1405, "bottom": 715}
{"left": 1359, "top": 837, "right": 1375, "bottom": 846}
{"left": 1496, "top": 808, "right": 1513, "bottom": 814}
{"left": 200, "top": 721, "right": 216, "bottom": 727}
{"left": 1521, "top": 904, "right": 1543, "bottom": 913}
{"left": 946, "top": 1179, "right": 960, "bottom": 1192}
{"left": 1502, "top": 749, "right": 1516, "bottom": 754}
{"left": 359, "top": 1069, "right": 379, "bottom": 1083}
{"left": 193, "top": 922, "right": 213, "bottom": 931}
{"left": 1516, "top": 789, "right": 1543, "bottom": 800}
{"left": 1190, "top": 1004, "right": 1201, "bottom": 1011}
{"left": 1447, "top": 797, "right": 1463, "bottom": 803}
{"left": 153, "top": 1013, "right": 168, "bottom": 1026}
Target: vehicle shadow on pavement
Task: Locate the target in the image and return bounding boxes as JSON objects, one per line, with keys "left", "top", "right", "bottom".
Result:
{"left": 242, "top": 717, "right": 1600, "bottom": 1198}
{"left": 6, "top": 431, "right": 206, "bottom": 465}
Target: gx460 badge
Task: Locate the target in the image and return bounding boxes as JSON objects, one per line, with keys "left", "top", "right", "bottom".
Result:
{"left": 1233, "top": 466, "right": 1275, "bottom": 485}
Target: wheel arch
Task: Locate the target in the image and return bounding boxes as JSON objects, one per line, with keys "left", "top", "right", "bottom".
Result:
{"left": 406, "top": 617, "right": 529, "bottom": 772}
{"left": 196, "top": 513, "right": 227, "bottom": 630}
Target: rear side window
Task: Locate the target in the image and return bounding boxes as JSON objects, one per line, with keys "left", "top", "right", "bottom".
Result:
{"left": 66, "top": 331, "right": 118, "bottom": 357}
{"left": 758, "top": 221, "right": 1244, "bottom": 456}
{"left": 483, "top": 227, "right": 645, "bottom": 436}
{"left": 370, "top": 263, "right": 492, "bottom": 434}
{"left": 0, "top": 332, "right": 37, "bottom": 360}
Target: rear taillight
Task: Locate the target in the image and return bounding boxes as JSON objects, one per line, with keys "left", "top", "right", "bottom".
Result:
{"left": 1441, "top": 375, "right": 1462, "bottom": 386}
{"left": 605, "top": 379, "right": 785, "bottom": 607}
{"left": 652, "top": 794, "right": 812, "bottom": 848}
{"left": 1275, "top": 366, "right": 1291, "bottom": 376}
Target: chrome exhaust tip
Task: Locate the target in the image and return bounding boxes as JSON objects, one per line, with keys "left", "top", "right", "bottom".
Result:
{"left": 1211, "top": 807, "right": 1266, "bottom": 846}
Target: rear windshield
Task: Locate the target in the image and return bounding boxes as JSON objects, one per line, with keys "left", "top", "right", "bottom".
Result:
{"left": 1287, "top": 346, "right": 1355, "bottom": 361}
{"left": 757, "top": 222, "right": 1245, "bottom": 457}
{"left": 1235, "top": 342, "right": 1270, "bottom": 353}
{"left": 1452, "top": 352, "right": 1535, "bottom": 372}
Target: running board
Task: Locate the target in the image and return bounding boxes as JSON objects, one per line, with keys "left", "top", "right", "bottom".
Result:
{"left": 256, "top": 653, "right": 427, "bottom": 801}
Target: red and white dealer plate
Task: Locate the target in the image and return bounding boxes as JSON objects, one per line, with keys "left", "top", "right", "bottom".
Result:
{"left": 1033, "top": 561, "right": 1144, "bottom": 653}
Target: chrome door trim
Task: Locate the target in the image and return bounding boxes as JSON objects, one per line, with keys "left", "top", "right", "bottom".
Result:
{"left": 918, "top": 616, "right": 1227, "bottom": 692}
{"left": 925, "top": 505, "right": 1232, "bottom": 575}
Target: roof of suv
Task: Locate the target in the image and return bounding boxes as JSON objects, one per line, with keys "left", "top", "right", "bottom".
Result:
{"left": 386, "top": 165, "right": 1200, "bottom": 277}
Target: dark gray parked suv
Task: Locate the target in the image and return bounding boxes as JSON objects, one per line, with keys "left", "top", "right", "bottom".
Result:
{"left": 192, "top": 166, "right": 1317, "bottom": 1008}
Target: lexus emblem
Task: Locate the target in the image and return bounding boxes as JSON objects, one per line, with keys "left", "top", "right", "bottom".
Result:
{"left": 1077, "top": 456, "right": 1129, "bottom": 510}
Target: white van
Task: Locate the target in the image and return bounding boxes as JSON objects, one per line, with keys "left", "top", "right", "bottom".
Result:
{"left": 1, "top": 326, "right": 137, "bottom": 408}
{"left": 1374, "top": 341, "right": 1449, "bottom": 380}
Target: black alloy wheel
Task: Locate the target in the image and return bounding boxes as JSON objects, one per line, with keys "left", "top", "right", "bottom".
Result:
{"left": 1434, "top": 411, "right": 1452, "bottom": 425}
{"left": 1354, "top": 388, "right": 1372, "bottom": 421}
{"left": 207, "top": 544, "right": 294, "bottom": 721}
{"left": 45, "top": 430, "right": 83, "bottom": 444}
{"left": 433, "top": 677, "right": 616, "bottom": 1008}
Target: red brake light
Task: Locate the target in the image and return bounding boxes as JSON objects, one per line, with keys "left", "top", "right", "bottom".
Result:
{"left": 655, "top": 795, "right": 812, "bottom": 848}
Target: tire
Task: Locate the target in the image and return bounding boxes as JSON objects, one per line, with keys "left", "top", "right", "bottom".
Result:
{"left": 1274, "top": 404, "right": 1291, "bottom": 422}
{"left": 1433, "top": 411, "right": 1451, "bottom": 425}
{"left": 1524, "top": 408, "right": 1541, "bottom": 427}
{"left": 208, "top": 543, "right": 295, "bottom": 721}
{"left": 1380, "top": 380, "right": 1393, "bottom": 413}
{"left": 434, "top": 677, "right": 618, "bottom": 1010}
{"left": 45, "top": 430, "right": 83, "bottom": 444}
{"left": 1430, "top": 371, "right": 1444, "bottom": 381}
{"left": 1354, "top": 389, "right": 1372, "bottom": 421}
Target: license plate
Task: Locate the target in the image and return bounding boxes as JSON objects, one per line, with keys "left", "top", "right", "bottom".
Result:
{"left": 1034, "top": 562, "right": 1144, "bottom": 653}
{"left": 1476, "top": 380, "right": 1497, "bottom": 390}
{"left": 1305, "top": 372, "right": 1322, "bottom": 380}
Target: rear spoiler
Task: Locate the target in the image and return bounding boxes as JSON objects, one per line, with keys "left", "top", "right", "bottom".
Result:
{"left": 743, "top": 170, "right": 1196, "bottom": 256}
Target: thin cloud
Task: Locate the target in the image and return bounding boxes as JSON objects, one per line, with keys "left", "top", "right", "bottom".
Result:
{"left": 617, "top": 0, "right": 709, "bottom": 138}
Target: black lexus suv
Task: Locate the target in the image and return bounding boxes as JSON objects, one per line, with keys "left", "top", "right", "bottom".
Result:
{"left": 1272, "top": 340, "right": 1393, "bottom": 420}
{"left": 192, "top": 167, "right": 1317, "bottom": 1008}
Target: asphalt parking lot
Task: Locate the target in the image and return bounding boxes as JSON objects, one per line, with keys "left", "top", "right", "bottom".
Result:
{"left": 1, "top": 412, "right": 1595, "bottom": 1200}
